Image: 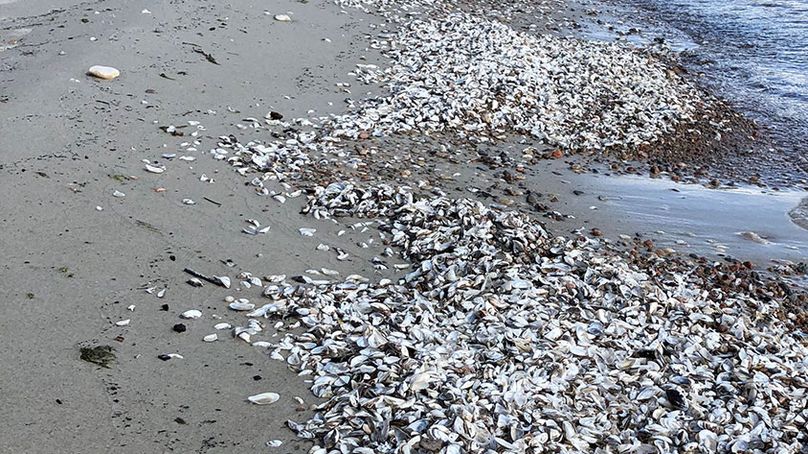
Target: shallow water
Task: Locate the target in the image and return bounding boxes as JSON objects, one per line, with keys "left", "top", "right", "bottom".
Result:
{"left": 583, "top": 0, "right": 808, "bottom": 173}
{"left": 561, "top": 170, "right": 808, "bottom": 264}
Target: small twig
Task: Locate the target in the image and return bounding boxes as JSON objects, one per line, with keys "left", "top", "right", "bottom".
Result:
{"left": 183, "top": 268, "right": 220, "bottom": 286}
{"left": 190, "top": 47, "right": 220, "bottom": 65}
{"left": 203, "top": 197, "right": 222, "bottom": 206}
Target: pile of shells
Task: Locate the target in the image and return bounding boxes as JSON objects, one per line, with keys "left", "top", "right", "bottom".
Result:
{"left": 243, "top": 182, "right": 808, "bottom": 453}
{"left": 193, "top": 1, "right": 808, "bottom": 452}
{"left": 212, "top": 1, "right": 721, "bottom": 182}
{"left": 325, "top": 4, "right": 714, "bottom": 151}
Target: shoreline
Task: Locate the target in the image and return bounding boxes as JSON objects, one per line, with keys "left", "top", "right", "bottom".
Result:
{"left": 1, "top": 0, "right": 807, "bottom": 452}
{"left": 577, "top": 0, "right": 808, "bottom": 189}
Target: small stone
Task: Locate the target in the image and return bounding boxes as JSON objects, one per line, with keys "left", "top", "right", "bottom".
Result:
{"left": 88, "top": 65, "right": 120, "bottom": 80}
{"left": 274, "top": 14, "right": 292, "bottom": 22}
{"left": 173, "top": 323, "right": 187, "bottom": 333}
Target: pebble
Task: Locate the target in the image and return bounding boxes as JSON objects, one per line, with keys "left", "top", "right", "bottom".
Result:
{"left": 87, "top": 65, "right": 120, "bottom": 80}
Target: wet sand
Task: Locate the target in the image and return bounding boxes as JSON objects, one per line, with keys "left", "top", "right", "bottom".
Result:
{"left": 0, "top": 0, "right": 383, "bottom": 451}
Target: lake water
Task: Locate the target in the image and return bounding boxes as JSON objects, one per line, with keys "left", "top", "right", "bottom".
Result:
{"left": 585, "top": 0, "right": 808, "bottom": 176}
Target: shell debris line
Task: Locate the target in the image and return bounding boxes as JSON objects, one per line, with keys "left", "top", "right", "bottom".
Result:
{"left": 166, "top": 0, "right": 808, "bottom": 452}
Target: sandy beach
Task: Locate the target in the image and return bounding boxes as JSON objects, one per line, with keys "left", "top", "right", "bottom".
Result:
{"left": 1, "top": 0, "right": 807, "bottom": 452}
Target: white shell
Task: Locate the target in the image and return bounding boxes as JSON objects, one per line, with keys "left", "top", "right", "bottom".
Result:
{"left": 203, "top": 334, "right": 218, "bottom": 342}
{"left": 299, "top": 228, "right": 316, "bottom": 237}
{"left": 144, "top": 164, "right": 165, "bottom": 174}
{"left": 229, "top": 301, "right": 255, "bottom": 311}
{"left": 214, "top": 276, "right": 231, "bottom": 288}
{"left": 214, "top": 322, "right": 232, "bottom": 330}
{"left": 115, "top": 319, "right": 130, "bottom": 326}
{"left": 180, "top": 309, "right": 202, "bottom": 319}
{"left": 247, "top": 392, "right": 280, "bottom": 405}
{"left": 274, "top": 14, "right": 291, "bottom": 22}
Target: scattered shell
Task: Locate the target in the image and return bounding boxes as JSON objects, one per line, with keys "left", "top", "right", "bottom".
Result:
{"left": 203, "top": 334, "right": 218, "bottom": 342}
{"left": 229, "top": 301, "right": 255, "bottom": 311}
{"left": 115, "top": 319, "right": 130, "bottom": 326}
{"left": 180, "top": 310, "right": 202, "bottom": 319}
{"left": 274, "top": 14, "right": 292, "bottom": 22}
{"left": 158, "top": 353, "right": 183, "bottom": 361}
{"left": 247, "top": 392, "right": 280, "bottom": 405}
{"left": 298, "top": 228, "right": 316, "bottom": 237}
{"left": 214, "top": 276, "right": 231, "bottom": 288}
{"left": 144, "top": 164, "right": 165, "bottom": 174}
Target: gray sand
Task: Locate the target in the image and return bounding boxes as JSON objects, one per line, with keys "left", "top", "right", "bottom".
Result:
{"left": 0, "top": 0, "right": 383, "bottom": 451}
{"left": 1, "top": 0, "right": 806, "bottom": 452}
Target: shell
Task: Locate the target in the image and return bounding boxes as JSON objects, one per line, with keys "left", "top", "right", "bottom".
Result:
{"left": 180, "top": 310, "right": 202, "bottom": 319}
{"left": 247, "top": 392, "right": 280, "bottom": 405}
{"left": 144, "top": 164, "right": 165, "bottom": 174}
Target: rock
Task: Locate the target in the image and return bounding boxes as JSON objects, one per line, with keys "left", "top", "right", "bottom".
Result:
{"left": 274, "top": 14, "right": 292, "bottom": 22}
{"left": 739, "top": 231, "right": 771, "bottom": 244}
{"left": 88, "top": 65, "right": 120, "bottom": 80}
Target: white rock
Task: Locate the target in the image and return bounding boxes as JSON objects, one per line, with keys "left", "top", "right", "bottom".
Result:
{"left": 88, "top": 65, "right": 120, "bottom": 80}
